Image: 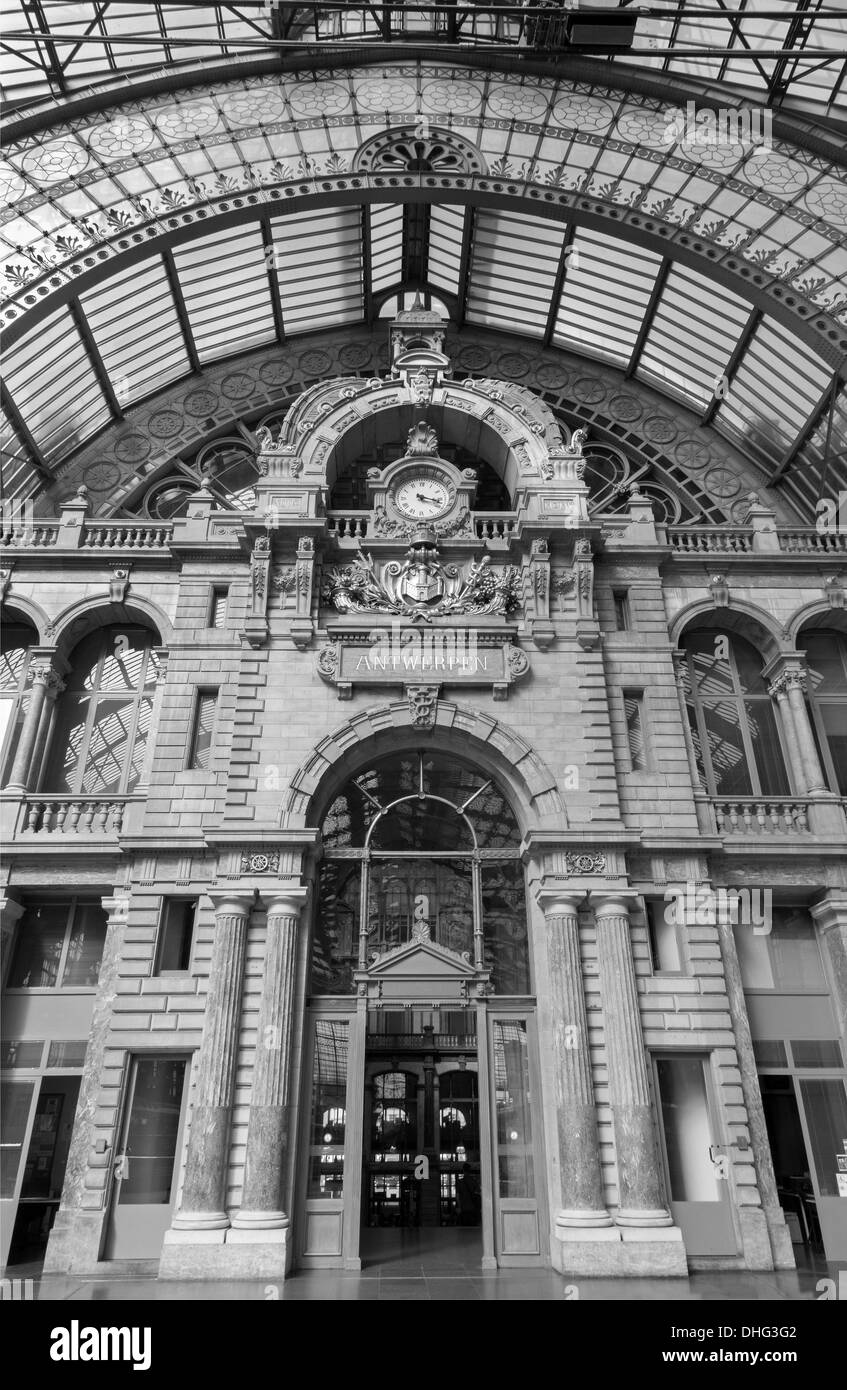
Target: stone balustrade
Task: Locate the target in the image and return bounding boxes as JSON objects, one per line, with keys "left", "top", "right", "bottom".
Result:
{"left": 667, "top": 527, "right": 753, "bottom": 554}
{"left": 326, "top": 512, "right": 369, "bottom": 539}
{"left": 0, "top": 522, "right": 59, "bottom": 547}
{"left": 711, "top": 798, "right": 810, "bottom": 834}
{"left": 475, "top": 514, "right": 518, "bottom": 540}
{"left": 80, "top": 522, "right": 173, "bottom": 549}
{"left": 778, "top": 528, "right": 847, "bottom": 554}
{"left": 17, "top": 796, "right": 130, "bottom": 836}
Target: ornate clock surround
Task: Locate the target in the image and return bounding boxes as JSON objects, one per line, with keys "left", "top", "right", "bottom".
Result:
{"left": 369, "top": 427, "right": 477, "bottom": 536}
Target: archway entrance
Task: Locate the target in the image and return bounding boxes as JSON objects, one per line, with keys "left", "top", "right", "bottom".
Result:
{"left": 297, "top": 747, "right": 547, "bottom": 1271}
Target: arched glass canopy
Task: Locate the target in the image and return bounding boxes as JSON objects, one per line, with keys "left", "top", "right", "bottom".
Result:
{"left": 313, "top": 751, "right": 530, "bottom": 997}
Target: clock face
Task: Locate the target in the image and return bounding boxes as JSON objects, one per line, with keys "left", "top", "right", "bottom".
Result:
{"left": 394, "top": 475, "right": 451, "bottom": 520}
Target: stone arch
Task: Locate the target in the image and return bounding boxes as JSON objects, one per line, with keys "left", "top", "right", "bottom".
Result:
{"left": 669, "top": 597, "right": 785, "bottom": 666}
{"left": 784, "top": 598, "right": 847, "bottom": 647}
{"left": 280, "top": 698, "right": 566, "bottom": 832}
{"left": 0, "top": 595, "right": 52, "bottom": 644}
{"left": 49, "top": 594, "right": 173, "bottom": 662}
{"left": 274, "top": 373, "right": 571, "bottom": 499}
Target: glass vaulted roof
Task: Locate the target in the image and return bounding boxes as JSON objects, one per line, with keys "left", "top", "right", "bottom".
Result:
{"left": 0, "top": 46, "right": 845, "bottom": 519}
{"left": 2, "top": 2, "right": 846, "bottom": 118}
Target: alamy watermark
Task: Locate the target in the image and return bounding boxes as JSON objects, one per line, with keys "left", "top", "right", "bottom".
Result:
{"left": 664, "top": 101, "right": 773, "bottom": 150}
{"left": 664, "top": 883, "right": 773, "bottom": 934}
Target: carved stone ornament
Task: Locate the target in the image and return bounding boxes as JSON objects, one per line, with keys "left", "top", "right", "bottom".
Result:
{"left": 824, "top": 575, "right": 845, "bottom": 608}
{"left": 321, "top": 535, "right": 520, "bottom": 618}
{"left": 709, "top": 573, "right": 730, "bottom": 607}
{"left": 109, "top": 567, "right": 130, "bottom": 603}
{"left": 373, "top": 505, "right": 472, "bottom": 541}
{"left": 408, "top": 685, "right": 438, "bottom": 729}
{"left": 240, "top": 851, "right": 281, "bottom": 874}
{"left": 405, "top": 420, "right": 441, "bottom": 457}
{"left": 565, "top": 851, "right": 606, "bottom": 876}
{"left": 0, "top": 567, "right": 11, "bottom": 601}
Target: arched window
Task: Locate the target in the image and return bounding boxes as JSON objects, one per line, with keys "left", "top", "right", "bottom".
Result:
{"left": 313, "top": 751, "right": 529, "bottom": 996}
{"left": 802, "top": 630, "right": 847, "bottom": 794}
{"left": 46, "top": 625, "right": 159, "bottom": 795}
{"left": 680, "top": 630, "right": 789, "bottom": 796}
{"left": 0, "top": 617, "right": 36, "bottom": 785}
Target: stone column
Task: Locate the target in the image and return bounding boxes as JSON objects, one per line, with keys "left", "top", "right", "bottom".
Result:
{"left": 593, "top": 893, "right": 672, "bottom": 1228}
{"left": 27, "top": 669, "right": 65, "bottom": 792}
{"left": 715, "top": 911, "right": 794, "bottom": 1269}
{"left": 5, "top": 656, "right": 64, "bottom": 791}
{"left": 767, "top": 672, "right": 806, "bottom": 796}
{"left": 782, "top": 669, "right": 828, "bottom": 793}
{"left": 535, "top": 886, "right": 611, "bottom": 1229}
{"left": 0, "top": 894, "right": 25, "bottom": 988}
{"left": 169, "top": 891, "right": 254, "bottom": 1236}
{"left": 231, "top": 888, "right": 307, "bottom": 1248}
{"left": 810, "top": 894, "right": 847, "bottom": 1041}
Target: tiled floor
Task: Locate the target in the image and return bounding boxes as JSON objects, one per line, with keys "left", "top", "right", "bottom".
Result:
{"left": 5, "top": 1232, "right": 841, "bottom": 1301}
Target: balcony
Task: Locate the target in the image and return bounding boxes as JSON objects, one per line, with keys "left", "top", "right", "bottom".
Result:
{"left": 665, "top": 526, "right": 847, "bottom": 556}
{"left": 7, "top": 795, "right": 140, "bottom": 845}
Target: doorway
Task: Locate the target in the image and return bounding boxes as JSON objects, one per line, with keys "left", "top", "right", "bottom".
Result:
{"left": 653, "top": 1053, "right": 739, "bottom": 1258}
{"left": 360, "top": 1012, "right": 483, "bottom": 1267}
{"left": 760, "top": 1072, "right": 847, "bottom": 1261}
{"left": 103, "top": 1054, "right": 189, "bottom": 1260}
{"left": 6, "top": 1076, "right": 80, "bottom": 1267}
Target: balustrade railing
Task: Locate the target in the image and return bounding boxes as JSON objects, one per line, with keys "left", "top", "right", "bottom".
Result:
{"left": 18, "top": 796, "right": 130, "bottom": 836}
{"left": 80, "top": 522, "right": 173, "bottom": 549}
{"left": 778, "top": 529, "right": 847, "bottom": 554}
{"left": 0, "top": 522, "right": 59, "bottom": 547}
{"left": 475, "top": 514, "right": 517, "bottom": 540}
{"left": 326, "top": 512, "right": 369, "bottom": 538}
{"left": 667, "top": 528, "right": 753, "bottom": 554}
{"left": 711, "top": 798, "right": 810, "bottom": 834}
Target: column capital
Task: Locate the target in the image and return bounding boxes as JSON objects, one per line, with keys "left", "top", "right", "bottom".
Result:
{"left": 767, "top": 666, "right": 807, "bottom": 700}
{"left": 207, "top": 889, "right": 256, "bottom": 918}
{"left": 100, "top": 894, "right": 130, "bottom": 925}
{"left": 590, "top": 890, "right": 640, "bottom": 919}
{"left": 532, "top": 881, "right": 585, "bottom": 917}
{"left": 260, "top": 886, "right": 309, "bottom": 918}
{"left": 809, "top": 893, "right": 847, "bottom": 933}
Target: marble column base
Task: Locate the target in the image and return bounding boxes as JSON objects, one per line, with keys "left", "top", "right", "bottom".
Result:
{"left": 230, "top": 1209, "right": 290, "bottom": 1232}
{"left": 553, "top": 1224, "right": 688, "bottom": 1277}
{"left": 555, "top": 1209, "right": 615, "bottom": 1231}
{"left": 615, "top": 1207, "right": 674, "bottom": 1228}
{"left": 169, "top": 1210, "right": 229, "bottom": 1232}
{"left": 159, "top": 1223, "right": 293, "bottom": 1278}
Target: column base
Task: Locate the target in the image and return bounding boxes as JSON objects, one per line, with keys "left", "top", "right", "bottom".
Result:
{"left": 230, "top": 1210, "right": 290, "bottom": 1232}
{"left": 553, "top": 1224, "right": 688, "bottom": 1276}
{"left": 615, "top": 1208, "right": 674, "bottom": 1228}
{"left": 555, "top": 1209, "right": 615, "bottom": 1231}
{"left": 159, "top": 1222, "right": 293, "bottom": 1279}
{"left": 170, "top": 1211, "right": 229, "bottom": 1232}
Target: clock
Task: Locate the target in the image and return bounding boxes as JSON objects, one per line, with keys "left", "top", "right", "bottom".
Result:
{"left": 393, "top": 475, "right": 452, "bottom": 521}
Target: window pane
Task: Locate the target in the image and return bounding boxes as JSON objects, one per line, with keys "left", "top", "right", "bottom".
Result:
{"left": 190, "top": 691, "right": 217, "bottom": 770}
{"left": 117, "top": 1059, "right": 186, "bottom": 1205}
{"left": 370, "top": 800, "right": 474, "bottom": 852}
{"left": 0, "top": 1081, "right": 35, "bottom": 1197}
{"left": 799, "top": 1079, "right": 847, "bottom": 1197}
{"left": 702, "top": 699, "right": 753, "bottom": 795}
{"left": 803, "top": 633, "right": 847, "bottom": 696}
{"left": 656, "top": 1056, "right": 721, "bottom": 1201}
{"left": 648, "top": 901, "right": 682, "bottom": 973}
{"left": 62, "top": 901, "right": 107, "bottom": 986}
{"left": 155, "top": 900, "right": 196, "bottom": 973}
{"left": 81, "top": 697, "right": 138, "bottom": 794}
{"left": 820, "top": 704, "right": 847, "bottom": 795}
{"left": 625, "top": 692, "right": 646, "bottom": 770}
{"left": 311, "top": 862, "right": 360, "bottom": 995}
{"left": 492, "top": 1021, "right": 534, "bottom": 1199}
{"left": 791, "top": 1041, "right": 843, "bottom": 1069}
{"left": 308, "top": 1021, "right": 348, "bottom": 1199}
{"left": 7, "top": 903, "right": 68, "bottom": 987}
{"left": 367, "top": 859, "right": 473, "bottom": 956}
{"left": 745, "top": 700, "right": 790, "bottom": 795}
{"left": 482, "top": 862, "right": 530, "bottom": 994}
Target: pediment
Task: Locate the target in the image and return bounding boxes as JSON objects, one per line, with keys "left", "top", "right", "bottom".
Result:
{"left": 366, "top": 938, "right": 476, "bottom": 981}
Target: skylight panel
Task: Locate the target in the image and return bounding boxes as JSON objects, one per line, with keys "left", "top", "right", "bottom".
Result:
{"left": 2, "top": 304, "right": 110, "bottom": 461}
{"left": 369, "top": 204, "right": 404, "bottom": 294}
{"left": 637, "top": 266, "right": 751, "bottom": 408}
{"left": 715, "top": 317, "right": 833, "bottom": 468}
{"left": 465, "top": 210, "right": 567, "bottom": 337}
{"left": 80, "top": 255, "right": 191, "bottom": 403}
{"left": 270, "top": 207, "right": 363, "bottom": 334}
{"left": 552, "top": 229, "right": 662, "bottom": 366}
{"left": 172, "top": 224, "right": 276, "bottom": 363}
{"left": 428, "top": 205, "right": 466, "bottom": 299}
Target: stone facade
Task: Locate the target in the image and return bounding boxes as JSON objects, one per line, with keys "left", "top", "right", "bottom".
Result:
{"left": 2, "top": 326, "right": 846, "bottom": 1280}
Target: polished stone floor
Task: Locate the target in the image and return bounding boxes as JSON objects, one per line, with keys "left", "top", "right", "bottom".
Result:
{"left": 4, "top": 1230, "right": 841, "bottom": 1301}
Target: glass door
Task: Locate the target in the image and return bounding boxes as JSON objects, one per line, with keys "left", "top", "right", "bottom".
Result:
{"left": 653, "top": 1053, "right": 738, "bottom": 1257}
{"left": 489, "top": 1014, "right": 545, "bottom": 1262}
{"left": 103, "top": 1054, "right": 189, "bottom": 1260}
